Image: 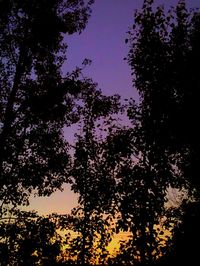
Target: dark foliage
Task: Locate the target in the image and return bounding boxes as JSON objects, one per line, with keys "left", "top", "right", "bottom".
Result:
{"left": 0, "top": 0, "right": 93, "bottom": 206}
{"left": 127, "top": 0, "right": 200, "bottom": 197}
{"left": 121, "top": 0, "right": 200, "bottom": 264}
{"left": 70, "top": 80, "right": 120, "bottom": 265}
{"left": 0, "top": 209, "right": 62, "bottom": 265}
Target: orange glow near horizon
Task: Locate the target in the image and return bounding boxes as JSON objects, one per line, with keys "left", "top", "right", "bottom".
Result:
{"left": 26, "top": 184, "right": 78, "bottom": 215}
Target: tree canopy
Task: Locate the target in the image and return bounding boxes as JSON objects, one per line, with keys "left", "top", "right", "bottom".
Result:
{"left": 0, "top": 0, "right": 93, "bottom": 206}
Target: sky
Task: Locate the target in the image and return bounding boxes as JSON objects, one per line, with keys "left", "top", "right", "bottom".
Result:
{"left": 28, "top": 0, "right": 200, "bottom": 215}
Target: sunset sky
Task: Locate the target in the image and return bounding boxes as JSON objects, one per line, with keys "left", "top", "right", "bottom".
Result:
{"left": 27, "top": 0, "right": 200, "bottom": 215}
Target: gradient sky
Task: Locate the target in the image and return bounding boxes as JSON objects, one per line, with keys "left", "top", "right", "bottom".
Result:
{"left": 28, "top": 0, "right": 200, "bottom": 215}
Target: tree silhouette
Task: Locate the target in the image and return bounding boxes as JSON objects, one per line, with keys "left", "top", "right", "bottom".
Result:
{"left": 0, "top": 0, "right": 94, "bottom": 207}
{"left": 127, "top": 0, "right": 200, "bottom": 198}
{"left": 69, "top": 79, "right": 120, "bottom": 265}
{"left": 107, "top": 1, "right": 175, "bottom": 264}
{"left": 123, "top": 0, "right": 200, "bottom": 264}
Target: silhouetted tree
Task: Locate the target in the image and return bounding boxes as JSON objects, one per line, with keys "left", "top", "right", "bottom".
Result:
{"left": 128, "top": 0, "right": 200, "bottom": 197}
{"left": 122, "top": 0, "right": 200, "bottom": 264}
{"left": 69, "top": 80, "right": 120, "bottom": 265}
{"left": 0, "top": 0, "right": 94, "bottom": 207}
{"left": 106, "top": 1, "right": 174, "bottom": 264}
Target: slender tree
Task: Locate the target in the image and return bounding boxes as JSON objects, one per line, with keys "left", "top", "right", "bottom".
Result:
{"left": 108, "top": 1, "right": 174, "bottom": 264}
{"left": 70, "top": 79, "right": 120, "bottom": 265}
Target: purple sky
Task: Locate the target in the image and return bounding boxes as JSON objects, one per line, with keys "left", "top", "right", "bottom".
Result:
{"left": 64, "top": 0, "right": 143, "bottom": 99}
{"left": 65, "top": 0, "right": 200, "bottom": 98}
{"left": 28, "top": 0, "right": 200, "bottom": 215}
